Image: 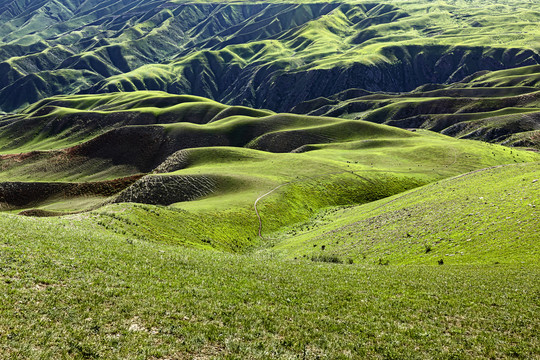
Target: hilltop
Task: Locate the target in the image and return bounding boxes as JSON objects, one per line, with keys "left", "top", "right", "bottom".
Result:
{"left": 1, "top": 0, "right": 539, "bottom": 147}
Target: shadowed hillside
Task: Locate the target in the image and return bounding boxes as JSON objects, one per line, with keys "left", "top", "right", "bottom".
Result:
{"left": 1, "top": 92, "right": 539, "bottom": 253}
{"left": 0, "top": 0, "right": 539, "bottom": 113}
{"left": 292, "top": 65, "right": 540, "bottom": 148}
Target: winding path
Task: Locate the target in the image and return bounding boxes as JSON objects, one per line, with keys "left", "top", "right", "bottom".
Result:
{"left": 254, "top": 183, "right": 290, "bottom": 240}
{"left": 253, "top": 170, "right": 358, "bottom": 240}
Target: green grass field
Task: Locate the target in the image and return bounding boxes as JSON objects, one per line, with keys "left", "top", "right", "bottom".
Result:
{"left": 269, "top": 161, "right": 540, "bottom": 265}
{"left": 1, "top": 0, "right": 540, "bottom": 357}
{"left": 2, "top": 157, "right": 538, "bottom": 358}
{"left": 0, "top": 98, "right": 538, "bottom": 357}
{"left": 1, "top": 212, "right": 538, "bottom": 359}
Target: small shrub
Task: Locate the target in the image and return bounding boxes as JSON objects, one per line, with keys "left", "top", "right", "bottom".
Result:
{"left": 348, "top": 258, "right": 354, "bottom": 264}
{"left": 438, "top": 259, "right": 444, "bottom": 265}
{"left": 311, "top": 254, "right": 342, "bottom": 264}
{"left": 378, "top": 258, "right": 389, "bottom": 266}
{"left": 424, "top": 244, "right": 432, "bottom": 253}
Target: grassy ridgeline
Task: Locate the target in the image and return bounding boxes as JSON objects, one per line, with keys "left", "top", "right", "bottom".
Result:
{"left": 292, "top": 65, "right": 540, "bottom": 149}
{"left": 271, "top": 161, "right": 540, "bottom": 265}
{"left": 0, "top": 0, "right": 539, "bottom": 112}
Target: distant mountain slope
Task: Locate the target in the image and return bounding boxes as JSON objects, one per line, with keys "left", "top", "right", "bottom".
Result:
{"left": 0, "top": 0, "right": 539, "bottom": 113}
{"left": 291, "top": 65, "right": 540, "bottom": 148}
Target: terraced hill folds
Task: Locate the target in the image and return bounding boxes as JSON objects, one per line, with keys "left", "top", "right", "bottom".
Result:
{"left": 1, "top": 92, "right": 539, "bottom": 254}
{"left": 292, "top": 65, "right": 540, "bottom": 148}
{"left": 0, "top": 0, "right": 539, "bottom": 115}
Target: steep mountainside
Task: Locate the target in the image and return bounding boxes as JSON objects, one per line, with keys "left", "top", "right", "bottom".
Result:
{"left": 0, "top": 0, "right": 539, "bottom": 113}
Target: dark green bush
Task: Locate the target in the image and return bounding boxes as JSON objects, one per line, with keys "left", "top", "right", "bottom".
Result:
{"left": 311, "top": 254, "right": 343, "bottom": 264}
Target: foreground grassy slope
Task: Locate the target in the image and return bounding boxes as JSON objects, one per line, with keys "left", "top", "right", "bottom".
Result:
{"left": 0, "top": 212, "right": 538, "bottom": 358}
{"left": 0, "top": 99, "right": 538, "bottom": 356}
{"left": 270, "top": 162, "right": 540, "bottom": 265}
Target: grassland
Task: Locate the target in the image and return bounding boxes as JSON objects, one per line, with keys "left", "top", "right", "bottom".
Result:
{"left": 0, "top": 89, "right": 538, "bottom": 360}
{"left": 269, "top": 161, "right": 540, "bottom": 265}
{"left": 0, "top": 212, "right": 538, "bottom": 359}
{"left": 1, "top": 161, "right": 539, "bottom": 358}
{"left": 1, "top": 1, "right": 540, "bottom": 357}
{"left": 2, "top": 134, "right": 537, "bottom": 357}
{"left": 2, "top": 92, "right": 539, "bottom": 252}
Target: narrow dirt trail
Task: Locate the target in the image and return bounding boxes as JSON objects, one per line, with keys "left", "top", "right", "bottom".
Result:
{"left": 254, "top": 183, "right": 290, "bottom": 240}
{"left": 253, "top": 170, "right": 361, "bottom": 240}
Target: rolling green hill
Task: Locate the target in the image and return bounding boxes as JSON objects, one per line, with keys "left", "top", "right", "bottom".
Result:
{"left": 0, "top": 92, "right": 538, "bottom": 355}
{"left": 1, "top": 1, "right": 540, "bottom": 358}
{"left": 1, "top": 92, "right": 539, "bottom": 253}
{"left": 292, "top": 65, "right": 540, "bottom": 148}
{"left": 1, "top": 211, "right": 538, "bottom": 358}
{"left": 269, "top": 161, "right": 540, "bottom": 265}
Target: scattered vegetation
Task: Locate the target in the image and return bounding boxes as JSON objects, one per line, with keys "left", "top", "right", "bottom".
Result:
{"left": 272, "top": 162, "right": 540, "bottom": 265}
{"left": 311, "top": 254, "right": 343, "bottom": 264}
